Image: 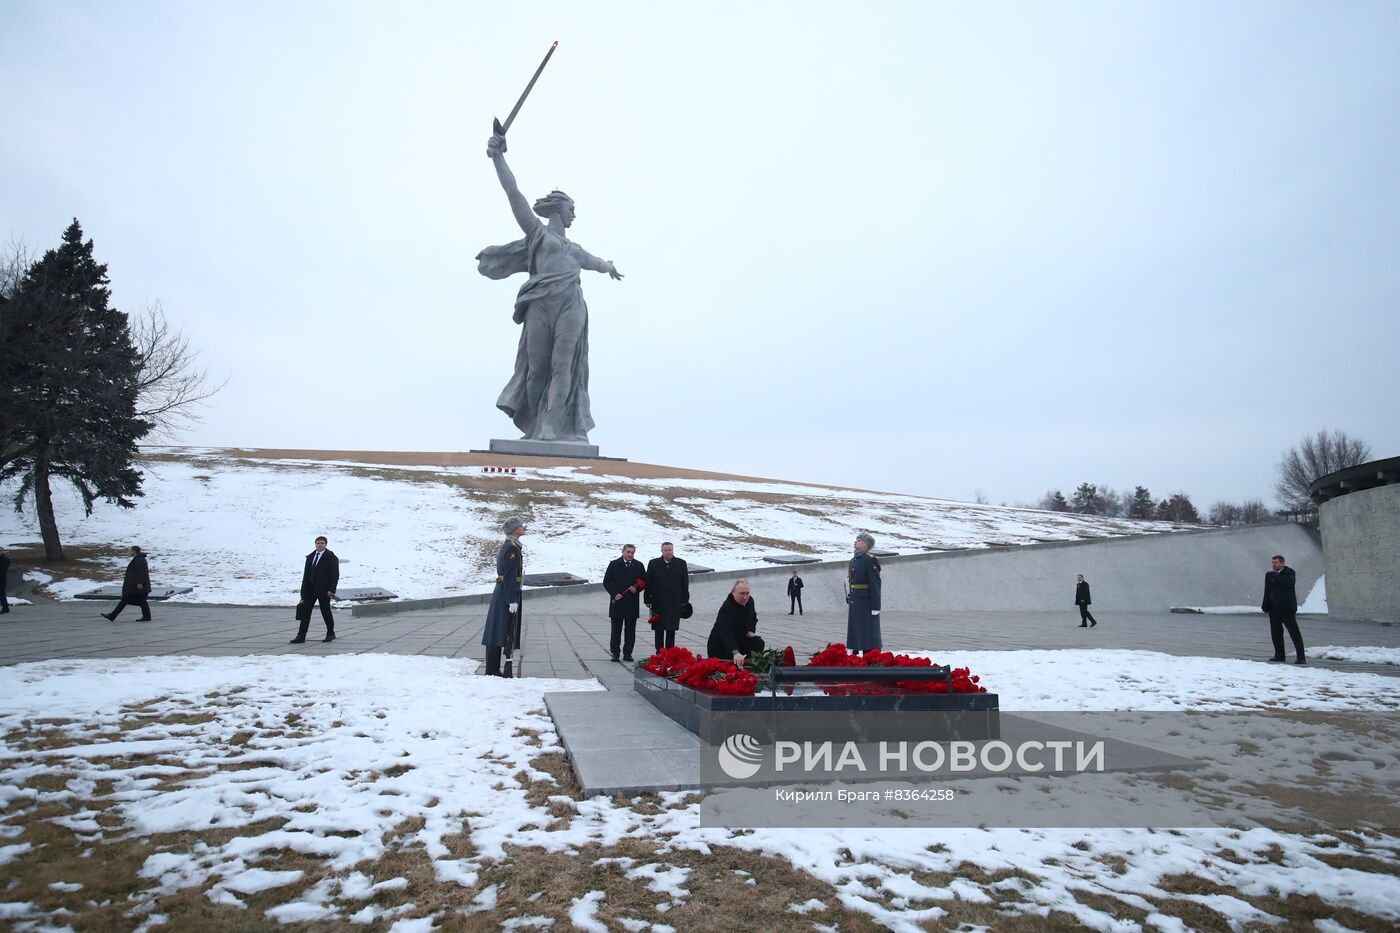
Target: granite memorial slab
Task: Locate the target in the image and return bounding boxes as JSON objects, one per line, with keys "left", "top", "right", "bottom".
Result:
{"left": 335, "top": 587, "right": 398, "bottom": 602}
{"left": 523, "top": 572, "right": 588, "bottom": 587}
{"left": 761, "top": 554, "right": 820, "bottom": 565}
{"left": 686, "top": 564, "right": 715, "bottom": 574}
{"left": 634, "top": 668, "right": 1000, "bottom": 744}
{"left": 74, "top": 585, "right": 193, "bottom": 601}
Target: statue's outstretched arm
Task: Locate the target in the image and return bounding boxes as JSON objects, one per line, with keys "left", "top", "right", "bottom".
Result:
{"left": 486, "top": 134, "right": 538, "bottom": 236}
{"left": 581, "top": 250, "right": 624, "bottom": 280}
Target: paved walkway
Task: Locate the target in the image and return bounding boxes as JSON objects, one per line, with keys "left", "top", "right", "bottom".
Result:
{"left": 2, "top": 599, "right": 1396, "bottom": 682}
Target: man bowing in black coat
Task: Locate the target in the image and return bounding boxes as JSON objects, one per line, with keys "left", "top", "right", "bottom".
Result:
{"left": 1262, "top": 554, "right": 1305, "bottom": 664}
{"left": 102, "top": 546, "right": 152, "bottom": 622}
{"left": 604, "top": 543, "right": 646, "bottom": 662}
{"left": 644, "top": 541, "right": 689, "bottom": 652}
{"left": 292, "top": 536, "right": 339, "bottom": 643}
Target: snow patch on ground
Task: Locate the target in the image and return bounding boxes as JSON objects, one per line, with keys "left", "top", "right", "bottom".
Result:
{"left": 2, "top": 650, "right": 1397, "bottom": 930}
{"left": 1312, "top": 645, "right": 1400, "bottom": 666}
{"left": 0, "top": 449, "right": 1182, "bottom": 605}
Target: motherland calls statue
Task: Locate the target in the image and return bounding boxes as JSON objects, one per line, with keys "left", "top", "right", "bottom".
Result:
{"left": 476, "top": 132, "right": 622, "bottom": 446}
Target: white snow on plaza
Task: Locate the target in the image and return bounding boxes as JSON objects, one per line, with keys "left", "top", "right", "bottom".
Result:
{"left": 0, "top": 448, "right": 1184, "bottom": 606}
{"left": 1, "top": 649, "right": 1397, "bottom": 930}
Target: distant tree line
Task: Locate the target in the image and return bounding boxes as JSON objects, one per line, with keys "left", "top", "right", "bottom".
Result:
{"left": 1033, "top": 484, "right": 1206, "bottom": 523}
{"left": 0, "top": 220, "right": 219, "bottom": 560}
{"left": 1022, "top": 429, "right": 1373, "bottom": 526}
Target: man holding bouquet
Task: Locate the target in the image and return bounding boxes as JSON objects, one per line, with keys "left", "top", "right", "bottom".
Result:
{"left": 603, "top": 543, "right": 645, "bottom": 662}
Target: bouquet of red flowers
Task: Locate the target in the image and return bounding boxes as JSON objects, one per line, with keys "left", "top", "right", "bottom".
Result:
{"left": 676, "top": 657, "right": 758, "bottom": 695}
{"left": 643, "top": 646, "right": 697, "bottom": 677}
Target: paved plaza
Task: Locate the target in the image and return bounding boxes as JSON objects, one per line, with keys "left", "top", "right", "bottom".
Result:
{"left": 2, "top": 596, "right": 1396, "bottom": 684}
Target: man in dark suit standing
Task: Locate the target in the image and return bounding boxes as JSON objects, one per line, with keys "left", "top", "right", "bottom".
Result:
{"left": 604, "top": 543, "right": 645, "bottom": 662}
{"left": 0, "top": 546, "right": 11, "bottom": 614}
{"left": 787, "top": 570, "right": 804, "bottom": 615}
{"left": 291, "top": 536, "right": 339, "bottom": 643}
{"left": 644, "top": 541, "right": 689, "bottom": 652}
{"left": 1075, "top": 574, "right": 1097, "bottom": 628}
{"left": 1262, "top": 554, "right": 1305, "bottom": 664}
{"left": 102, "top": 546, "right": 152, "bottom": 622}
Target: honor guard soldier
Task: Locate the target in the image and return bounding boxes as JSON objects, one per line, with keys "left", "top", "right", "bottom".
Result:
{"left": 846, "top": 531, "right": 882, "bottom": 652}
{"left": 483, "top": 516, "right": 526, "bottom": 676}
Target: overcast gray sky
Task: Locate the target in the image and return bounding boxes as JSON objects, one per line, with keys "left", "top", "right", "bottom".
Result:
{"left": 3, "top": 1, "right": 1397, "bottom": 507}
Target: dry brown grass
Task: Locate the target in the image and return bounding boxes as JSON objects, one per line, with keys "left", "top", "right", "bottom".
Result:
{"left": 7, "top": 697, "right": 1400, "bottom": 930}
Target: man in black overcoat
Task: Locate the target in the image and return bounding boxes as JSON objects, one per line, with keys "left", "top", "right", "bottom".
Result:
{"left": 1075, "top": 574, "right": 1097, "bottom": 628}
{"left": 787, "top": 570, "right": 804, "bottom": 615}
{"left": 102, "top": 546, "right": 152, "bottom": 622}
{"left": 644, "top": 541, "right": 689, "bottom": 652}
{"left": 291, "top": 536, "right": 339, "bottom": 643}
{"left": 846, "top": 532, "right": 882, "bottom": 652}
{"left": 604, "top": 543, "right": 646, "bottom": 662}
{"left": 483, "top": 516, "right": 526, "bottom": 676}
{"left": 1262, "top": 554, "right": 1305, "bottom": 664}
{"left": 707, "top": 579, "right": 765, "bottom": 662}
{"left": 0, "top": 546, "right": 10, "bottom": 614}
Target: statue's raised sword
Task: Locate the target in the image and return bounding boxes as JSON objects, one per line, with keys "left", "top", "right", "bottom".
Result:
{"left": 493, "top": 41, "right": 558, "bottom": 136}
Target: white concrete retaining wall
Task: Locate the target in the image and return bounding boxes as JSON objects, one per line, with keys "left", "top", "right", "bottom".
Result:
{"left": 518, "top": 524, "right": 1323, "bottom": 616}
{"left": 1320, "top": 484, "right": 1400, "bottom": 624}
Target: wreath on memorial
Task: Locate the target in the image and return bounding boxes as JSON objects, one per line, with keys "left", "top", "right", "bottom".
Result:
{"left": 638, "top": 644, "right": 986, "bottom": 697}
{"left": 807, "top": 643, "right": 987, "bottom": 695}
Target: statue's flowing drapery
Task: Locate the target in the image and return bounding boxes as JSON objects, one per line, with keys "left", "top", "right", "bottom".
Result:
{"left": 477, "top": 225, "right": 594, "bottom": 440}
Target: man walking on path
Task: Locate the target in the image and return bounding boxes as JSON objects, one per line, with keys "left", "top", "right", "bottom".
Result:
{"left": 291, "top": 536, "right": 339, "bottom": 643}
{"left": 0, "top": 546, "right": 11, "bottom": 614}
{"left": 603, "top": 543, "right": 645, "bottom": 662}
{"left": 1075, "top": 574, "right": 1097, "bottom": 628}
{"left": 483, "top": 517, "right": 526, "bottom": 676}
{"left": 1262, "top": 554, "right": 1305, "bottom": 664}
{"left": 645, "top": 542, "right": 689, "bottom": 652}
{"left": 787, "top": 570, "right": 804, "bottom": 615}
{"left": 846, "top": 532, "right": 882, "bottom": 652}
{"left": 102, "top": 546, "right": 152, "bottom": 622}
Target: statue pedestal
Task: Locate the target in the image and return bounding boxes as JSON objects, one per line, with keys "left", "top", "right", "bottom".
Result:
{"left": 483, "top": 438, "right": 615, "bottom": 460}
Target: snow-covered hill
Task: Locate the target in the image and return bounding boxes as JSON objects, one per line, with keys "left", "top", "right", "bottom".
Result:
{"left": 0, "top": 448, "right": 1186, "bottom": 605}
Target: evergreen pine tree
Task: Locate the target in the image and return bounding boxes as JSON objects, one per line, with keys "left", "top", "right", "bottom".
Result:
{"left": 1048, "top": 490, "right": 1070, "bottom": 512}
{"left": 1128, "top": 486, "right": 1155, "bottom": 519}
{"left": 1155, "top": 492, "right": 1200, "bottom": 524}
{"left": 0, "top": 220, "right": 151, "bottom": 560}
{"left": 1070, "top": 482, "right": 1103, "bottom": 515}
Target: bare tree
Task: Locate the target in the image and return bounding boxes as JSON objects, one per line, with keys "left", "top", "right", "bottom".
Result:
{"left": 973, "top": 488, "right": 989, "bottom": 505}
{"left": 129, "top": 302, "right": 225, "bottom": 439}
{"left": 1275, "top": 429, "right": 1372, "bottom": 508}
{"left": 0, "top": 240, "right": 37, "bottom": 470}
{"left": 0, "top": 238, "right": 31, "bottom": 298}
{"left": 1208, "top": 501, "right": 1241, "bottom": 526}
{"left": 1240, "top": 499, "right": 1272, "bottom": 524}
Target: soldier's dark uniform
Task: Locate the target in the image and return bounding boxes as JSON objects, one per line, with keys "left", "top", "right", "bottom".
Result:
{"left": 483, "top": 536, "right": 523, "bottom": 676}
{"left": 846, "top": 550, "right": 882, "bottom": 651}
